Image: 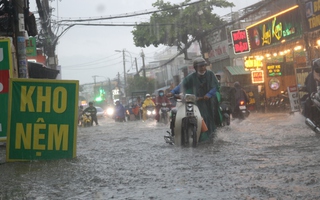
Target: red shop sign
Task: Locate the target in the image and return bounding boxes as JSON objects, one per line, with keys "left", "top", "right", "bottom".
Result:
{"left": 231, "top": 29, "right": 250, "bottom": 54}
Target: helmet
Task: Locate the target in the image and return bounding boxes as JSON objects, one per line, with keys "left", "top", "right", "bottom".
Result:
{"left": 193, "top": 57, "right": 207, "bottom": 70}
{"left": 80, "top": 105, "right": 83, "bottom": 109}
{"left": 146, "top": 94, "right": 151, "bottom": 98}
{"left": 89, "top": 102, "right": 93, "bottom": 105}
{"left": 234, "top": 81, "right": 241, "bottom": 89}
{"left": 312, "top": 58, "right": 320, "bottom": 73}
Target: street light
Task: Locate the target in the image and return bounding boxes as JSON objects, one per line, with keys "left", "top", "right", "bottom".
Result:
{"left": 115, "top": 49, "right": 133, "bottom": 97}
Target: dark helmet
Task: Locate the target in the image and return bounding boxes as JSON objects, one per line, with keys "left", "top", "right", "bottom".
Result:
{"left": 79, "top": 105, "right": 83, "bottom": 109}
{"left": 193, "top": 57, "right": 207, "bottom": 70}
{"left": 234, "top": 81, "right": 241, "bottom": 89}
{"left": 312, "top": 58, "right": 320, "bottom": 73}
{"left": 89, "top": 101, "right": 93, "bottom": 105}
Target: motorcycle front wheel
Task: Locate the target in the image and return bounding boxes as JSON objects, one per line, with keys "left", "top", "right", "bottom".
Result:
{"left": 191, "top": 125, "right": 197, "bottom": 147}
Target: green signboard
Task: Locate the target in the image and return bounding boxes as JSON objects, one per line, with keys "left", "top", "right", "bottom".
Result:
{"left": 26, "top": 37, "right": 36, "bottom": 57}
{"left": 0, "top": 38, "right": 13, "bottom": 141}
{"left": 7, "top": 78, "right": 79, "bottom": 161}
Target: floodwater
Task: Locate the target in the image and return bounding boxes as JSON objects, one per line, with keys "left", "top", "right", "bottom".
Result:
{"left": 1, "top": 112, "right": 320, "bottom": 200}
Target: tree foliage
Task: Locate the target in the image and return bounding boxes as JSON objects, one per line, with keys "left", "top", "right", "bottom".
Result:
{"left": 126, "top": 76, "right": 156, "bottom": 96}
{"left": 132, "top": 0, "right": 234, "bottom": 59}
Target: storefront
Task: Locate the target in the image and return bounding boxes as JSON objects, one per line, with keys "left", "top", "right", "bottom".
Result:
{"left": 245, "top": 5, "right": 306, "bottom": 106}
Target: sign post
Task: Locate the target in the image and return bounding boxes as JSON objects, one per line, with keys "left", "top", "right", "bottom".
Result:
{"left": 6, "top": 78, "right": 79, "bottom": 161}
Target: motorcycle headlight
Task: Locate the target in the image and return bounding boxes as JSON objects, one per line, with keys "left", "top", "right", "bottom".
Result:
{"left": 186, "top": 104, "right": 193, "bottom": 111}
{"left": 147, "top": 110, "right": 152, "bottom": 115}
{"left": 106, "top": 107, "right": 114, "bottom": 115}
{"left": 152, "top": 110, "right": 156, "bottom": 115}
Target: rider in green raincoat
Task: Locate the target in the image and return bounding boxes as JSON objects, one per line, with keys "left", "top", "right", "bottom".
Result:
{"left": 168, "top": 57, "right": 221, "bottom": 142}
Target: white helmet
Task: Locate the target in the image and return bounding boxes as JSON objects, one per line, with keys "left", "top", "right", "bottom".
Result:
{"left": 146, "top": 94, "right": 151, "bottom": 97}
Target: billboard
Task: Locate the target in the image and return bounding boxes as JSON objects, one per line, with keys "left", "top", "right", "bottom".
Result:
{"left": 0, "top": 38, "right": 13, "bottom": 141}
{"left": 6, "top": 78, "right": 79, "bottom": 161}
{"left": 246, "top": 6, "right": 303, "bottom": 51}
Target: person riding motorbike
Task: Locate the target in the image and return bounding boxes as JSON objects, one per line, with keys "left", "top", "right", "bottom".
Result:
{"left": 114, "top": 100, "right": 126, "bottom": 122}
{"left": 167, "top": 57, "right": 220, "bottom": 142}
{"left": 232, "top": 81, "right": 249, "bottom": 119}
{"left": 304, "top": 58, "right": 320, "bottom": 119}
{"left": 142, "top": 94, "right": 156, "bottom": 121}
{"left": 155, "top": 90, "right": 171, "bottom": 122}
{"left": 83, "top": 102, "right": 99, "bottom": 126}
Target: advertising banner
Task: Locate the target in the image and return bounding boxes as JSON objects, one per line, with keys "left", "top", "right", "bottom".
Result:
{"left": 0, "top": 38, "right": 13, "bottom": 141}
{"left": 6, "top": 78, "right": 79, "bottom": 161}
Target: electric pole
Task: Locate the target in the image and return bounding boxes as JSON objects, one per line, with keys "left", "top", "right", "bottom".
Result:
{"left": 141, "top": 50, "right": 146, "bottom": 78}
{"left": 135, "top": 57, "right": 139, "bottom": 75}
{"left": 15, "top": 0, "right": 28, "bottom": 78}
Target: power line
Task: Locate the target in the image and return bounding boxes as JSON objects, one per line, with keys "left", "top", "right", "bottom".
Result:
{"left": 56, "top": 0, "right": 206, "bottom": 23}
{"left": 63, "top": 53, "right": 121, "bottom": 68}
{"left": 63, "top": 61, "right": 123, "bottom": 70}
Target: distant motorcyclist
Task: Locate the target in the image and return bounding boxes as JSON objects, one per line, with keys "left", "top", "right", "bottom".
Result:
{"left": 167, "top": 57, "right": 220, "bottom": 142}
{"left": 83, "top": 102, "right": 99, "bottom": 126}
{"left": 114, "top": 100, "right": 126, "bottom": 122}
{"left": 155, "top": 90, "right": 171, "bottom": 122}
{"left": 232, "top": 81, "right": 249, "bottom": 118}
{"left": 142, "top": 94, "right": 156, "bottom": 121}
{"left": 304, "top": 58, "right": 320, "bottom": 118}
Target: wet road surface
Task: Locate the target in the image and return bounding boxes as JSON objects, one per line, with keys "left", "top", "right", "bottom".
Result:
{"left": 1, "top": 112, "right": 320, "bottom": 199}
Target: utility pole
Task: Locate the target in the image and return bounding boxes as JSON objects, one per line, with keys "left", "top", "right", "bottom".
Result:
{"left": 15, "top": 0, "right": 28, "bottom": 78}
{"left": 122, "top": 50, "right": 126, "bottom": 97}
{"left": 135, "top": 57, "right": 139, "bottom": 75}
{"left": 141, "top": 50, "right": 146, "bottom": 78}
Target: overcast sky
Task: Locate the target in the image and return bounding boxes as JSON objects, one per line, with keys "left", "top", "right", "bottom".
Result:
{"left": 29, "top": 0, "right": 261, "bottom": 84}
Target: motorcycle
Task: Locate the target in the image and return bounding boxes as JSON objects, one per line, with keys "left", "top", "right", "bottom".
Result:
{"left": 164, "top": 94, "right": 202, "bottom": 147}
{"left": 146, "top": 105, "right": 156, "bottom": 119}
{"left": 158, "top": 103, "right": 171, "bottom": 124}
{"left": 233, "top": 100, "right": 250, "bottom": 120}
{"left": 304, "top": 87, "right": 320, "bottom": 134}
{"left": 81, "top": 112, "right": 92, "bottom": 127}
{"left": 220, "top": 101, "right": 231, "bottom": 126}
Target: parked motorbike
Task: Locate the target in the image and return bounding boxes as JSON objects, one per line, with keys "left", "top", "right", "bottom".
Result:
{"left": 81, "top": 112, "right": 92, "bottom": 127}
{"left": 158, "top": 103, "right": 171, "bottom": 124}
{"left": 164, "top": 94, "right": 202, "bottom": 147}
{"left": 220, "top": 101, "right": 231, "bottom": 126}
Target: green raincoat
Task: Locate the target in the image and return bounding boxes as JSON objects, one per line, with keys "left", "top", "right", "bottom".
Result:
{"left": 173, "top": 70, "right": 220, "bottom": 142}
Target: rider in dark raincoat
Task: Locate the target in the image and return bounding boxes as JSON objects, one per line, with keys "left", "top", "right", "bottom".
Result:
{"left": 168, "top": 57, "right": 220, "bottom": 142}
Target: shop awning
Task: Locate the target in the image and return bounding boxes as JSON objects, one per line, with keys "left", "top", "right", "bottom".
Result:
{"left": 225, "top": 66, "right": 250, "bottom": 76}
{"left": 28, "top": 62, "right": 60, "bottom": 79}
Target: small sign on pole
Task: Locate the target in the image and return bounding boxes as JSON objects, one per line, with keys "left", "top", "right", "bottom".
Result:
{"left": 287, "top": 85, "right": 300, "bottom": 112}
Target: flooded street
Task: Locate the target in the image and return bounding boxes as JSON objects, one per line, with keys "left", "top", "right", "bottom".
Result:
{"left": 1, "top": 112, "right": 320, "bottom": 199}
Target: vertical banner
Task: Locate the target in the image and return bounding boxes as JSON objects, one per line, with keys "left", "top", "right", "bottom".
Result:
{"left": 0, "top": 38, "right": 13, "bottom": 141}
{"left": 287, "top": 85, "right": 300, "bottom": 112}
{"left": 7, "top": 78, "right": 79, "bottom": 161}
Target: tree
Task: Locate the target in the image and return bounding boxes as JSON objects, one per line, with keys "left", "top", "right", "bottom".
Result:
{"left": 126, "top": 76, "right": 156, "bottom": 96}
{"left": 132, "top": 0, "right": 234, "bottom": 59}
